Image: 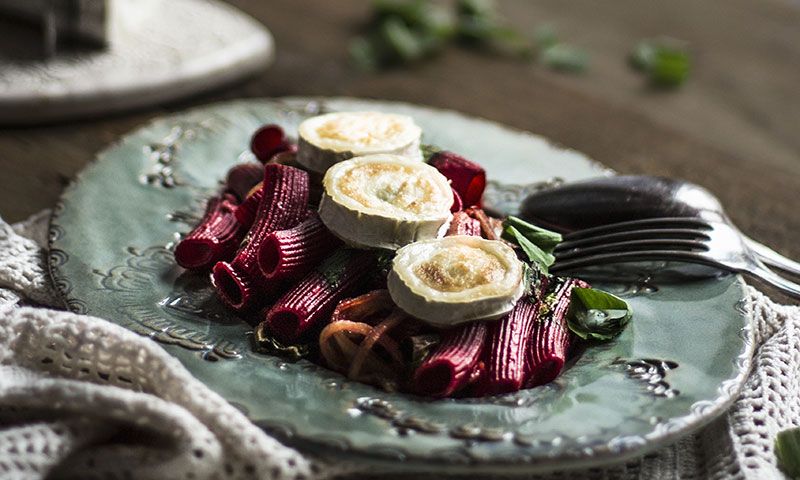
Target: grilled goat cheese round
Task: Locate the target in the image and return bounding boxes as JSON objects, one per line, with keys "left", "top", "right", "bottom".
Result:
{"left": 387, "top": 236, "right": 525, "bottom": 327}
{"left": 297, "top": 111, "right": 423, "bottom": 173}
{"left": 318, "top": 154, "right": 453, "bottom": 250}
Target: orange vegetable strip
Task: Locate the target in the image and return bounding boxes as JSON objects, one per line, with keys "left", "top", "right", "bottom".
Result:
{"left": 319, "top": 320, "right": 404, "bottom": 377}
{"left": 347, "top": 310, "right": 406, "bottom": 380}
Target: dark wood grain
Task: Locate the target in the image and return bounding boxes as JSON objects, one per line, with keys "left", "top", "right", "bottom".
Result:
{"left": 1, "top": 0, "right": 798, "bottom": 266}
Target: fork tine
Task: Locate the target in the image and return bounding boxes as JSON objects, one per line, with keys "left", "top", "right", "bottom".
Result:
{"left": 555, "top": 238, "right": 709, "bottom": 260}
{"left": 551, "top": 249, "right": 720, "bottom": 274}
{"left": 556, "top": 228, "right": 711, "bottom": 252}
{"left": 562, "top": 217, "right": 712, "bottom": 241}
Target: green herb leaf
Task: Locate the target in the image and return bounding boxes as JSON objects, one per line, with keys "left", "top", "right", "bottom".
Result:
{"left": 487, "top": 26, "right": 535, "bottom": 59}
{"left": 541, "top": 43, "right": 589, "bottom": 73}
{"left": 776, "top": 427, "right": 800, "bottom": 478}
{"left": 319, "top": 249, "right": 358, "bottom": 288}
{"left": 502, "top": 225, "right": 555, "bottom": 274}
{"left": 629, "top": 40, "right": 657, "bottom": 71}
{"left": 380, "top": 17, "right": 426, "bottom": 62}
{"left": 649, "top": 48, "right": 690, "bottom": 87}
{"left": 522, "top": 262, "right": 548, "bottom": 299}
{"left": 629, "top": 38, "right": 690, "bottom": 88}
{"left": 534, "top": 25, "right": 559, "bottom": 50}
{"left": 567, "top": 287, "right": 632, "bottom": 341}
{"left": 420, "top": 143, "right": 442, "bottom": 161}
{"left": 456, "top": 0, "right": 496, "bottom": 18}
{"left": 349, "top": 36, "right": 382, "bottom": 72}
{"left": 403, "top": 333, "right": 441, "bottom": 370}
{"left": 503, "top": 216, "right": 562, "bottom": 253}
{"left": 455, "top": 0, "right": 531, "bottom": 58}
{"left": 456, "top": 14, "right": 497, "bottom": 44}
{"left": 254, "top": 329, "right": 311, "bottom": 360}
{"left": 373, "top": 248, "right": 395, "bottom": 283}
{"left": 418, "top": 3, "right": 456, "bottom": 39}
{"left": 374, "top": 0, "right": 455, "bottom": 40}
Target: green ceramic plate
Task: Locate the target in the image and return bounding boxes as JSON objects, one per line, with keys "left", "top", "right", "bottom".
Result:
{"left": 48, "top": 98, "right": 752, "bottom": 474}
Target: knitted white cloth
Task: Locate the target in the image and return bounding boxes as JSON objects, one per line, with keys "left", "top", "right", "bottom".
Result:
{"left": 0, "top": 211, "right": 798, "bottom": 480}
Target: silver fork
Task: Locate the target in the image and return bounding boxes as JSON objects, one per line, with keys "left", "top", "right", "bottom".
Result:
{"left": 550, "top": 217, "right": 800, "bottom": 299}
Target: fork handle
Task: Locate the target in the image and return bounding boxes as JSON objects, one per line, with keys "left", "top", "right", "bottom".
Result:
{"left": 747, "top": 263, "right": 800, "bottom": 300}
{"left": 745, "top": 236, "right": 800, "bottom": 278}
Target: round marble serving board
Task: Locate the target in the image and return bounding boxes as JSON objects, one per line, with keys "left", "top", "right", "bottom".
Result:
{"left": 48, "top": 97, "right": 753, "bottom": 475}
{"left": 0, "top": 0, "right": 273, "bottom": 125}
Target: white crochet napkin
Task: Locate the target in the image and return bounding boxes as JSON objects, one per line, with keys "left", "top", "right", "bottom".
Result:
{"left": 1, "top": 211, "right": 798, "bottom": 480}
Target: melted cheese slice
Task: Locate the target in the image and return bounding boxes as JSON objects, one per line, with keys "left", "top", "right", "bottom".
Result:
{"left": 309, "top": 112, "right": 416, "bottom": 151}
{"left": 388, "top": 236, "right": 525, "bottom": 326}
{"left": 297, "top": 111, "right": 423, "bottom": 173}
{"left": 318, "top": 155, "right": 453, "bottom": 250}
{"left": 414, "top": 244, "right": 505, "bottom": 292}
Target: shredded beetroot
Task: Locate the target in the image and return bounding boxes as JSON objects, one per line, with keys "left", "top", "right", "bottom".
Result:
{"left": 257, "top": 212, "right": 341, "bottom": 281}
{"left": 430, "top": 151, "right": 486, "bottom": 208}
{"left": 525, "top": 278, "right": 587, "bottom": 387}
{"left": 225, "top": 163, "right": 264, "bottom": 201}
{"left": 412, "top": 322, "right": 487, "bottom": 397}
{"left": 212, "top": 164, "right": 309, "bottom": 312}
{"left": 446, "top": 211, "right": 481, "bottom": 237}
{"left": 174, "top": 194, "right": 244, "bottom": 271}
{"left": 261, "top": 249, "right": 376, "bottom": 343}
{"left": 250, "top": 124, "right": 295, "bottom": 163}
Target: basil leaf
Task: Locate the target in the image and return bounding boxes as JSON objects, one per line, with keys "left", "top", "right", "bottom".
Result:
{"left": 502, "top": 225, "right": 555, "bottom": 274}
{"left": 381, "top": 17, "right": 426, "bottom": 62}
{"left": 649, "top": 48, "right": 690, "bottom": 87}
{"left": 629, "top": 40, "right": 657, "bottom": 72}
{"left": 349, "top": 36, "right": 382, "bottom": 72}
{"left": 534, "top": 24, "right": 559, "bottom": 50}
{"left": 629, "top": 38, "right": 690, "bottom": 88}
{"left": 456, "top": 0, "right": 495, "bottom": 17}
{"left": 403, "top": 334, "right": 441, "bottom": 370}
{"left": 776, "top": 427, "right": 800, "bottom": 478}
{"left": 375, "top": 0, "right": 455, "bottom": 39}
{"left": 420, "top": 143, "right": 442, "bottom": 161}
{"left": 541, "top": 43, "right": 589, "bottom": 74}
{"left": 503, "top": 216, "right": 562, "bottom": 253}
{"left": 567, "top": 287, "right": 632, "bottom": 341}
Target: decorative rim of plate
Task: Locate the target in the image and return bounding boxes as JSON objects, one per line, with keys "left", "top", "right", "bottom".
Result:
{"left": 46, "top": 97, "right": 754, "bottom": 473}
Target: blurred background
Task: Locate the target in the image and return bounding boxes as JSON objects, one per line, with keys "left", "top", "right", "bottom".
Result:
{"left": 0, "top": 0, "right": 798, "bottom": 259}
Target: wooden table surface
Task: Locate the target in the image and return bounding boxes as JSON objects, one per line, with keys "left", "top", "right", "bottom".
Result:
{"left": 1, "top": 0, "right": 798, "bottom": 267}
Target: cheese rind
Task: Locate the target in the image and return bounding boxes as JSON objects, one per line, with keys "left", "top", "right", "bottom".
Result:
{"left": 318, "top": 154, "right": 453, "bottom": 250}
{"left": 297, "top": 111, "right": 423, "bottom": 173}
{"left": 387, "top": 236, "right": 525, "bottom": 326}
